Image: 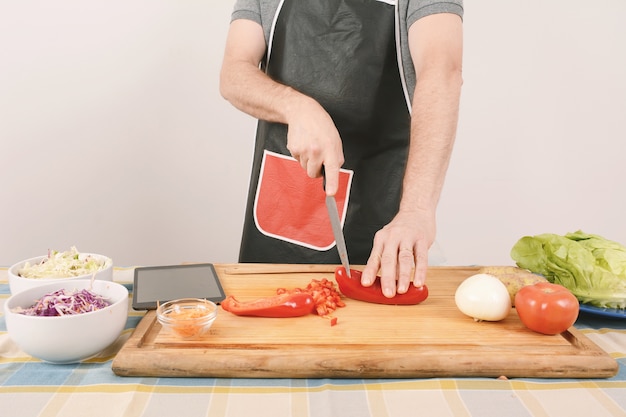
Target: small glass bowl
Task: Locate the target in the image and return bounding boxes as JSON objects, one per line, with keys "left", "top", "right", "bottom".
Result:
{"left": 156, "top": 298, "right": 218, "bottom": 339}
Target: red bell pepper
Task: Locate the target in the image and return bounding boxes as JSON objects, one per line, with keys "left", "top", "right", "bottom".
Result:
{"left": 335, "top": 267, "right": 428, "bottom": 305}
{"left": 221, "top": 292, "right": 315, "bottom": 318}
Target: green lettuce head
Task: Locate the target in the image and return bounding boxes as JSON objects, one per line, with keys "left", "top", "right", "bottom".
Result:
{"left": 511, "top": 231, "right": 626, "bottom": 309}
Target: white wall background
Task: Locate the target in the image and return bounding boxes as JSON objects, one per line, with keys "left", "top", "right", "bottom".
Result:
{"left": 1, "top": 0, "right": 625, "bottom": 268}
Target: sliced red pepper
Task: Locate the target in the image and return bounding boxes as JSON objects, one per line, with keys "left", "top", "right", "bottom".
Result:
{"left": 277, "top": 278, "right": 345, "bottom": 317}
{"left": 221, "top": 292, "right": 315, "bottom": 318}
{"left": 335, "top": 267, "right": 428, "bottom": 305}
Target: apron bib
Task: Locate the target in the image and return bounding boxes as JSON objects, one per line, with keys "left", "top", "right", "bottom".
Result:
{"left": 239, "top": 0, "right": 410, "bottom": 264}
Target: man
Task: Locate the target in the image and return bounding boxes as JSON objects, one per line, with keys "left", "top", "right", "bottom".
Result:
{"left": 220, "top": 0, "right": 463, "bottom": 298}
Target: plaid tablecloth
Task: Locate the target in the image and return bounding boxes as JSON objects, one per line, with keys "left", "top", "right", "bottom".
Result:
{"left": 2, "top": 267, "right": 626, "bottom": 417}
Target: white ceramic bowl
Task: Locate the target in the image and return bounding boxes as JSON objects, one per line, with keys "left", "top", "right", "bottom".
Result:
{"left": 4, "top": 279, "right": 129, "bottom": 364}
{"left": 8, "top": 253, "right": 113, "bottom": 295}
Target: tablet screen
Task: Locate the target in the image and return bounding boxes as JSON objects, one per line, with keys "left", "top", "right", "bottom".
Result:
{"left": 132, "top": 263, "right": 226, "bottom": 310}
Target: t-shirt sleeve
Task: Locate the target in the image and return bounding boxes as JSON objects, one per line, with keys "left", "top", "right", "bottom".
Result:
{"left": 407, "top": 0, "right": 464, "bottom": 28}
{"left": 231, "top": 0, "right": 262, "bottom": 24}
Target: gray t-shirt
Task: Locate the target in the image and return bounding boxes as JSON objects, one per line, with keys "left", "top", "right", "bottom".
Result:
{"left": 229, "top": 0, "right": 464, "bottom": 105}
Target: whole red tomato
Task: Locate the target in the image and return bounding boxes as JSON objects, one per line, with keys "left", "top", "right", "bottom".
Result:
{"left": 515, "top": 282, "right": 579, "bottom": 335}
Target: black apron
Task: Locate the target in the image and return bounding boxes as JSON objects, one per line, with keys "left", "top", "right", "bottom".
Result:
{"left": 239, "top": 0, "right": 410, "bottom": 264}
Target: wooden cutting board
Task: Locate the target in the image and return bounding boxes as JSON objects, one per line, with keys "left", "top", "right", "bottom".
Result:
{"left": 112, "top": 264, "right": 618, "bottom": 379}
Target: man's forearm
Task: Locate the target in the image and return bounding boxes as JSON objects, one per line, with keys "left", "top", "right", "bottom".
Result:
{"left": 219, "top": 20, "right": 313, "bottom": 126}
{"left": 221, "top": 60, "right": 297, "bottom": 124}
{"left": 219, "top": 19, "right": 345, "bottom": 190}
{"left": 400, "top": 68, "right": 463, "bottom": 215}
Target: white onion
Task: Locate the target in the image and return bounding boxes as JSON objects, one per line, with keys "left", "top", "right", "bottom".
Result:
{"left": 455, "top": 273, "right": 512, "bottom": 322}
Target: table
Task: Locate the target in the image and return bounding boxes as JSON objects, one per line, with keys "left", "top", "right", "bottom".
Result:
{"left": 2, "top": 267, "right": 626, "bottom": 417}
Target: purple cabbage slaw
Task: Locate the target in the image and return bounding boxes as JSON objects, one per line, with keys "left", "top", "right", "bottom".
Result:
{"left": 14, "top": 288, "right": 112, "bottom": 317}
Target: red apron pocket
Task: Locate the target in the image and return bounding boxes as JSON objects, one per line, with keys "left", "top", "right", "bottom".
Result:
{"left": 254, "top": 150, "right": 353, "bottom": 250}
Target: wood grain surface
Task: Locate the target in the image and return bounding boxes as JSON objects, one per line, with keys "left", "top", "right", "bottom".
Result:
{"left": 111, "top": 265, "right": 618, "bottom": 379}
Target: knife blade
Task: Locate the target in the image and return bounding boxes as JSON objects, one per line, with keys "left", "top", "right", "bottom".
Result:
{"left": 322, "top": 168, "right": 351, "bottom": 277}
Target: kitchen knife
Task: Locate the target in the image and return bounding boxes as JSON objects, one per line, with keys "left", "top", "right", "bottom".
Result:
{"left": 322, "top": 169, "right": 351, "bottom": 277}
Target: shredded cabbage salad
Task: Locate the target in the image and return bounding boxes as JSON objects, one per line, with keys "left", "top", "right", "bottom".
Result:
{"left": 13, "top": 288, "right": 112, "bottom": 317}
{"left": 18, "top": 247, "right": 107, "bottom": 279}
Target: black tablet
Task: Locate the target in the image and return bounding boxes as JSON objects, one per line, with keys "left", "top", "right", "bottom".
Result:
{"left": 132, "top": 263, "right": 226, "bottom": 310}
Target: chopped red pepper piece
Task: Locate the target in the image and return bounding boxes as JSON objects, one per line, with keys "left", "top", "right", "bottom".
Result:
{"left": 221, "top": 292, "right": 315, "bottom": 318}
{"left": 277, "top": 278, "right": 345, "bottom": 317}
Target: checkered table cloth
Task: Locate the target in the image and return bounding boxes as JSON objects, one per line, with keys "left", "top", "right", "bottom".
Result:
{"left": 2, "top": 268, "right": 626, "bottom": 417}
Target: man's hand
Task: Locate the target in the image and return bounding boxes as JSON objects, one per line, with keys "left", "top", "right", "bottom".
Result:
{"left": 360, "top": 208, "right": 435, "bottom": 298}
{"left": 284, "top": 97, "right": 344, "bottom": 196}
